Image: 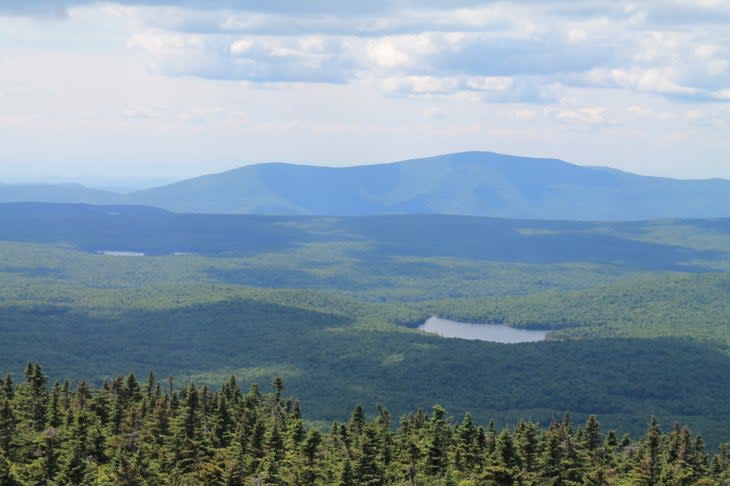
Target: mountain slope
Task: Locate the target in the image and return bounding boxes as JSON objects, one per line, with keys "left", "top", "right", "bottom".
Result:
{"left": 124, "top": 152, "right": 730, "bottom": 220}
{"left": 0, "top": 183, "right": 119, "bottom": 205}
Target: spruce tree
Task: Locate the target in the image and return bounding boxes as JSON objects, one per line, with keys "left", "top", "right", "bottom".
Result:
{"left": 354, "top": 425, "right": 384, "bottom": 486}
{"left": 0, "top": 453, "right": 19, "bottom": 486}
{"left": 633, "top": 417, "right": 662, "bottom": 486}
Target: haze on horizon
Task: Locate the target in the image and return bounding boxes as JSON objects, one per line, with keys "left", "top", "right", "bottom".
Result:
{"left": 1, "top": 1, "right": 729, "bottom": 181}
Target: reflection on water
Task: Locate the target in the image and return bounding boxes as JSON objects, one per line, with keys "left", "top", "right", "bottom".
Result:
{"left": 418, "top": 316, "right": 548, "bottom": 343}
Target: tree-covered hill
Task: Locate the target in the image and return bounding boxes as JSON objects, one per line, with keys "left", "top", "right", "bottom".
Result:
{"left": 1, "top": 203, "right": 729, "bottom": 272}
{"left": 1, "top": 281, "right": 730, "bottom": 446}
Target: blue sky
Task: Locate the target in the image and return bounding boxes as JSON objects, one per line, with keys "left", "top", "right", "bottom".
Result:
{"left": 1, "top": 0, "right": 729, "bottom": 182}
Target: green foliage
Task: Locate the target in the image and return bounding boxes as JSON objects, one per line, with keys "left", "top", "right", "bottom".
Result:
{"left": 3, "top": 364, "right": 726, "bottom": 486}
{"left": 1, "top": 270, "right": 730, "bottom": 446}
{"left": 2, "top": 210, "right": 730, "bottom": 454}
{"left": 420, "top": 272, "right": 730, "bottom": 345}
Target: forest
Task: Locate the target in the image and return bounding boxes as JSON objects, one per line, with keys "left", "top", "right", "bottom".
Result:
{"left": 1, "top": 206, "right": 730, "bottom": 459}
{"left": 1, "top": 364, "right": 729, "bottom": 485}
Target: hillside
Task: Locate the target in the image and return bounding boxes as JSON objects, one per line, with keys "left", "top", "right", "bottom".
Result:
{"left": 0, "top": 203, "right": 728, "bottom": 272}
{"left": 1, "top": 281, "right": 730, "bottom": 446}
{"left": 4, "top": 152, "right": 730, "bottom": 220}
{"left": 1, "top": 205, "right": 730, "bottom": 444}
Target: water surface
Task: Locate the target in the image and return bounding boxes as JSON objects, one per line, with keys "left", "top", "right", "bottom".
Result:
{"left": 418, "top": 316, "right": 547, "bottom": 343}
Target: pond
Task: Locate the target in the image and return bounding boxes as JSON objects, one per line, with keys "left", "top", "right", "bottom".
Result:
{"left": 99, "top": 251, "right": 145, "bottom": 257}
{"left": 418, "top": 316, "right": 548, "bottom": 343}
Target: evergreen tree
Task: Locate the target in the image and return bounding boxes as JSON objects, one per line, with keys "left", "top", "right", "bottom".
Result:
{"left": 172, "top": 382, "right": 204, "bottom": 476}
{"left": 633, "top": 417, "right": 662, "bottom": 486}
{"left": 354, "top": 425, "right": 384, "bottom": 486}
{"left": 339, "top": 457, "right": 354, "bottom": 486}
{"left": 0, "top": 398, "right": 14, "bottom": 455}
{"left": 424, "top": 405, "right": 450, "bottom": 479}
{"left": 0, "top": 453, "right": 19, "bottom": 486}
{"left": 57, "top": 411, "right": 92, "bottom": 486}
{"left": 349, "top": 404, "right": 366, "bottom": 438}
{"left": 0, "top": 363, "right": 728, "bottom": 486}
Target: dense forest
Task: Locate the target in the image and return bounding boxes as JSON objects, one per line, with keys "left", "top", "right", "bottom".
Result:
{"left": 1, "top": 278, "right": 730, "bottom": 447}
{"left": 2, "top": 206, "right": 730, "bottom": 461}
{"left": 1, "top": 363, "right": 729, "bottom": 486}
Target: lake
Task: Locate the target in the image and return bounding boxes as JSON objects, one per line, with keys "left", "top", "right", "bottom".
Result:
{"left": 418, "top": 316, "right": 548, "bottom": 343}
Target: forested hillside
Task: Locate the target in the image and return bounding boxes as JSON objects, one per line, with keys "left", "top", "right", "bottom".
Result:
{"left": 1, "top": 206, "right": 730, "bottom": 450}
{"left": 1, "top": 364, "right": 728, "bottom": 485}
{"left": 1, "top": 273, "right": 730, "bottom": 446}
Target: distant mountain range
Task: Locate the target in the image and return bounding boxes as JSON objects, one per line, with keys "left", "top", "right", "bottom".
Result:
{"left": 3, "top": 152, "right": 730, "bottom": 220}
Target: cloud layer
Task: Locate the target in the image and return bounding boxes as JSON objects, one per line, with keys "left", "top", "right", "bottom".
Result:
{"left": 3, "top": 1, "right": 729, "bottom": 103}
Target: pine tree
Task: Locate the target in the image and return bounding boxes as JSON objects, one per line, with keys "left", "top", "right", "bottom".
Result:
{"left": 339, "top": 457, "right": 354, "bottom": 486}
{"left": 633, "top": 417, "right": 662, "bottom": 486}
{"left": 349, "top": 404, "right": 365, "bottom": 438}
{"left": 1, "top": 376, "right": 12, "bottom": 401}
{"left": 538, "top": 423, "right": 563, "bottom": 484}
{"left": 38, "top": 428, "right": 61, "bottom": 484}
{"left": 58, "top": 411, "right": 92, "bottom": 486}
{"left": 514, "top": 420, "right": 539, "bottom": 475}
{"left": 424, "top": 405, "right": 450, "bottom": 479}
{"left": 0, "top": 398, "right": 14, "bottom": 455}
{"left": 172, "top": 383, "right": 204, "bottom": 476}
{"left": 0, "top": 452, "right": 19, "bottom": 486}
{"left": 583, "top": 416, "right": 602, "bottom": 457}
{"left": 15, "top": 363, "right": 48, "bottom": 433}
{"left": 300, "top": 429, "right": 322, "bottom": 486}
{"left": 354, "top": 425, "right": 384, "bottom": 486}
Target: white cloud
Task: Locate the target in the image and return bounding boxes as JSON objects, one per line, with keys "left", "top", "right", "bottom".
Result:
{"left": 512, "top": 109, "right": 536, "bottom": 120}
{"left": 9, "top": 0, "right": 719, "bottom": 105}
{"left": 121, "top": 105, "right": 164, "bottom": 119}
{"left": 423, "top": 107, "right": 446, "bottom": 120}
{"left": 366, "top": 38, "right": 413, "bottom": 69}
{"left": 585, "top": 67, "right": 698, "bottom": 96}
{"left": 550, "top": 106, "right": 610, "bottom": 126}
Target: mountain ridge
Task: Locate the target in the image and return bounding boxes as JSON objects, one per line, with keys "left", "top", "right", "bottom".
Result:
{"left": 3, "top": 151, "right": 730, "bottom": 220}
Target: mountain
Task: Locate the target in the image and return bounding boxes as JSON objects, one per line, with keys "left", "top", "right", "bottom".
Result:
{"left": 0, "top": 182, "right": 119, "bottom": 205}
{"left": 123, "top": 152, "right": 730, "bottom": 220}
{"left": 3, "top": 152, "right": 730, "bottom": 220}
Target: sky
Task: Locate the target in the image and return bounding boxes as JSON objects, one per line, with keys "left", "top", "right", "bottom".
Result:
{"left": 1, "top": 0, "right": 729, "bottom": 184}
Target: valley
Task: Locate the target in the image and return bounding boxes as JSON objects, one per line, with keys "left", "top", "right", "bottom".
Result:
{"left": 1, "top": 205, "right": 729, "bottom": 446}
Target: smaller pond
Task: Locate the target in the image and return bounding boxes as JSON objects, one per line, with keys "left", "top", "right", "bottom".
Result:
{"left": 99, "top": 251, "right": 145, "bottom": 257}
{"left": 418, "top": 316, "right": 548, "bottom": 343}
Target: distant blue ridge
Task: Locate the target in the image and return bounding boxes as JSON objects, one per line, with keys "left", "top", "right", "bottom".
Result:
{"left": 2, "top": 151, "right": 730, "bottom": 221}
